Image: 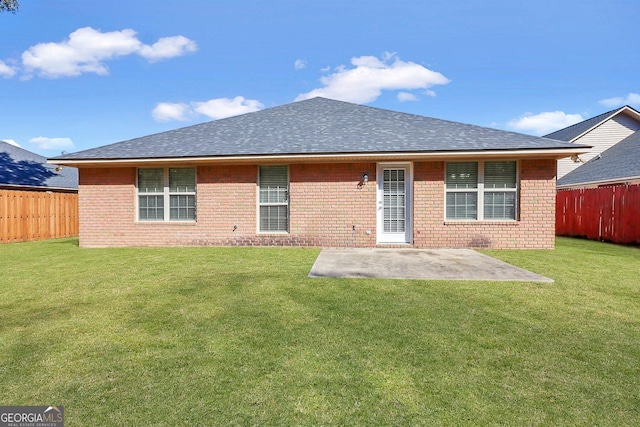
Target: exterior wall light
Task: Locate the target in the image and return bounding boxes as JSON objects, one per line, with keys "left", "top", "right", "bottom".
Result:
{"left": 362, "top": 173, "right": 369, "bottom": 184}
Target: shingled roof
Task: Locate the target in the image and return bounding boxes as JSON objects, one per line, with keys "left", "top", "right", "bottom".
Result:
{"left": 51, "top": 97, "right": 587, "bottom": 164}
{"left": 544, "top": 105, "right": 640, "bottom": 142}
{"left": 557, "top": 130, "right": 640, "bottom": 188}
{"left": 1, "top": 141, "right": 78, "bottom": 190}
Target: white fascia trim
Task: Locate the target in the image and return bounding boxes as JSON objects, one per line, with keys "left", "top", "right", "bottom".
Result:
{"left": 557, "top": 174, "right": 640, "bottom": 189}
{"left": 48, "top": 147, "right": 589, "bottom": 167}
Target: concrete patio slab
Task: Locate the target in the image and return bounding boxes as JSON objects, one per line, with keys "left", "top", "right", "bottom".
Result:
{"left": 309, "top": 248, "right": 553, "bottom": 282}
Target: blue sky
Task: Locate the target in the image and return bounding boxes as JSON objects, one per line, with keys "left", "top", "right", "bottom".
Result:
{"left": 1, "top": 0, "right": 638, "bottom": 156}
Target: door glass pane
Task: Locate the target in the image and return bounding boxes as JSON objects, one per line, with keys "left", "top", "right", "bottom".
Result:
{"left": 383, "top": 168, "right": 406, "bottom": 233}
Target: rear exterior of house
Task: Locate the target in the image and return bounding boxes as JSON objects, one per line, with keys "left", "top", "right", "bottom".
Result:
{"left": 77, "top": 159, "right": 555, "bottom": 248}
{"left": 51, "top": 98, "right": 588, "bottom": 249}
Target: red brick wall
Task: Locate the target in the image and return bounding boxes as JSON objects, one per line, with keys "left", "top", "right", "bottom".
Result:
{"left": 413, "top": 159, "right": 556, "bottom": 249}
{"left": 78, "top": 159, "right": 556, "bottom": 249}
{"left": 290, "top": 163, "right": 377, "bottom": 247}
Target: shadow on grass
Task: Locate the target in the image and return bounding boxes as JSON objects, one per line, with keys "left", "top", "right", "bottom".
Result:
{"left": 44, "top": 238, "right": 79, "bottom": 247}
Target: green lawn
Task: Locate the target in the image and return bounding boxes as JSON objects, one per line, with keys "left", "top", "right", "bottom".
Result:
{"left": 1, "top": 238, "right": 639, "bottom": 426}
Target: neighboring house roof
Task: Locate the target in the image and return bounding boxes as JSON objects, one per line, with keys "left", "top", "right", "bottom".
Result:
{"left": 0, "top": 141, "right": 78, "bottom": 190}
{"left": 51, "top": 97, "right": 587, "bottom": 166}
{"left": 557, "top": 130, "right": 640, "bottom": 188}
{"left": 544, "top": 105, "right": 640, "bottom": 142}
{"left": 547, "top": 105, "right": 640, "bottom": 180}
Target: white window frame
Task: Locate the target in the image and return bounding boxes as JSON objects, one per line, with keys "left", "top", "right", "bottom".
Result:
{"left": 137, "top": 167, "right": 196, "bottom": 222}
{"left": 445, "top": 161, "right": 518, "bottom": 221}
{"left": 257, "top": 165, "right": 289, "bottom": 233}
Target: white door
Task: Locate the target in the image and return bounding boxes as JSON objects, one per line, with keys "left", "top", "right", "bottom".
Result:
{"left": 377, "top": 164, "right": 412, "bottom": 244}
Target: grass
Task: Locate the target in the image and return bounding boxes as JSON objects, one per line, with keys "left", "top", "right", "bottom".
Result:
{"left": 0, "top": 237, "right": 639, "bottom": 426}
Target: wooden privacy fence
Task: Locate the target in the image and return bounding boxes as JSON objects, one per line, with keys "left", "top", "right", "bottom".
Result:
{"left": 556, "top": 184, "right": 640, "bottom": 245}
{"left": 0, "top": 189, "right": 78, "bottom": 243}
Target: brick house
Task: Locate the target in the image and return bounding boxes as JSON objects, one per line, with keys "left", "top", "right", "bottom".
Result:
{"left": 50, "top": 98, "right": 588, "bottom": 249}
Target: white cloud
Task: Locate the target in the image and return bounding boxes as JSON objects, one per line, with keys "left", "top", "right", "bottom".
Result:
{"left": 193, "top": 97, "right": 264, "bottom": 120}
{"left": 138, "top": 36, "right": 198, "bottom": 62}
{"left": 397, "top": 92, "right": 418, "bottom": 102}
{"left": 294, "top": 59, "right": 307, "bottom": 70}
{"left": 296, "top": 52, "right": 450, "bottom": 104}
{"left": 1, "top": 139, "right": 21, "bottom": 147}
{"left": 29, "top": 136, "right": 74, "bottom": 151}
{"left": 599, "top": 93, "right": 640, "bottom": 108}
{"left": 21, "top": 27, "right": 197, "bottom": 78}
{"left": 152, "top": 102, "right": 192, "bottom": 122}
{"left": 0, "top": 60, "right": 17, "bottom": 78}
{"left": 507, "top": 111, "right": 584, "bottom": 136}
{"left": 152, "top": 96, "right": 264, "bottom": 122}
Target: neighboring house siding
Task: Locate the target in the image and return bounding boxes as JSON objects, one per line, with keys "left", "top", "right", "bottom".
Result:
{"left": 557, "top": 114, "right": 640, "bottom": 178}
{"left": 78, "top": 160, "right": 556, "bottom": 249}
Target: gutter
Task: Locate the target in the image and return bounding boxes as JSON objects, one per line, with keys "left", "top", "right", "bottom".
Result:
{"left": 49, "top": 147, "right": 590, "bottom": 168}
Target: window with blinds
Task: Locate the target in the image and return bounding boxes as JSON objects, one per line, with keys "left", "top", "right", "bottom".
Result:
{"left": 446, "top": 162, "right": 478, "bottom": 189}
{"left": 169, "top": 168, "right": 196, "bottom": 221}
{"left": 445, "top": 161, "right": 517, "bottom": 221}
{"left": 137, "top": 167, "right": 196, "bottom": 222}
{"left": 446, "top": 162, "right": 478, "bottom": 220}
{"left": 138, "top": 168, "right": 164, "bottom": 221}
{"left": 484, "top": 161, "right": 517, "bottom": 220}
{"left": 259, "top": 166, "right": 288, "bottom": 232}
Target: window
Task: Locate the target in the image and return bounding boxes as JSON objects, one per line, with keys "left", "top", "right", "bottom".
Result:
{"left": 483, "top": 161, "right": 517, "bottom": 220}
{"left": 445, "top": 162, "right": 478, "bottom": 220}
{"left": 137, "top": 167, "right": 196, "bottom": 221}
{"left": 445, "top": 161, "right": 517, "bottom": 221}
{"left": 259, "top": 166, "right": 288, "bottom": 232}
{"left": 169, "top": 168, "right": 196, "bottom": 221}
{"left": 138, "top": 168, "right": 165, "bottom": 221}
